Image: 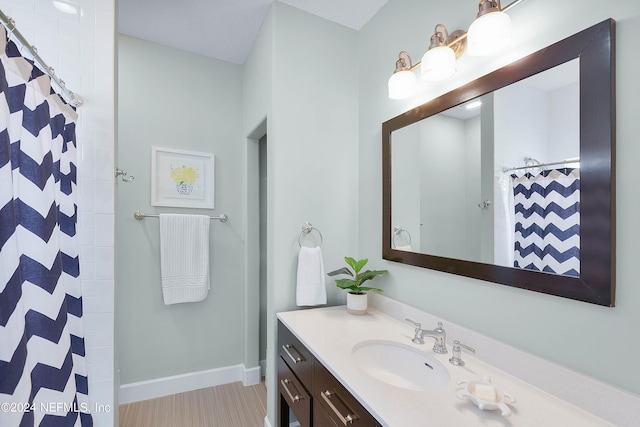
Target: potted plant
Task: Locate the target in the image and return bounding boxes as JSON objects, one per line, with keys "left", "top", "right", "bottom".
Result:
{"left": 328, "top": 257, "right": 388, "bottom": 315}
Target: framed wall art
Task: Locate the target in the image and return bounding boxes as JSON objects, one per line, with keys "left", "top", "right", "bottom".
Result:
{"left": 151, "top": 146, "right": 215, "bottom": 209}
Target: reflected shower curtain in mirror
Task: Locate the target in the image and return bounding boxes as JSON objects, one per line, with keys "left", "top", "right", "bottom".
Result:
{"left": 0, "top": 33, "right": 92, "bottom": 426}
{"left": 511, "top": 168, "right": 580, "bottom": 277}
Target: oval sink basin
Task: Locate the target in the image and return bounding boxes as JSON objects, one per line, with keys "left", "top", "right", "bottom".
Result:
{"left": 352, "top": 340, "right": 450, "bottom": 391}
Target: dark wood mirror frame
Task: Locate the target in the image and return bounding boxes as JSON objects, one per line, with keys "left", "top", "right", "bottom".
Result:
{"left": 382, "top": 19, "right": 615, "bottom": 306}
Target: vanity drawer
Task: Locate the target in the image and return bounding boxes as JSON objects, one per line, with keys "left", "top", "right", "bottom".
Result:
{"left": 278, "top": 320, "right": 313, "bottom": 388}
{"left": 314, "top": 361, "right": 379, "bottom": 426}
{"left": 278, "top": 357, "right": 311, "bottom": 427}
{"left": 313, "top": 402, "right": 342, "bottom": 427}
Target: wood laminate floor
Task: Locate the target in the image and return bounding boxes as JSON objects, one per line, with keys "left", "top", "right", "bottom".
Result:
{"left": 119, "top": 381, "right": 267, "bottom": 427}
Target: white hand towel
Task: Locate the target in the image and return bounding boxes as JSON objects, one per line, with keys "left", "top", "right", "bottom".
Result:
{"left": 296, "top": 246, "right": 327, "bottom": 306}
{"left": 159, "top": 213, "right": 210, "bottom": 305}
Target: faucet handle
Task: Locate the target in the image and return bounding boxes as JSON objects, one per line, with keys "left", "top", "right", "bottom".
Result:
{"left": 405, "top": 318, "right": 421, "bottom": 329}
{"left": 431, "top": 322, "right": 448, "bottom": 354}
{"left": 449, "top": 340, "right": 476, "bottom": 367}
{"left": 405, "top": 318, "right": 425, "bottom": 344}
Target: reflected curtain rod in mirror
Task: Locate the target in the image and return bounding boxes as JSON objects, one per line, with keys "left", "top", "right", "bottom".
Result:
{"left": 382, "top": 19, "right": 615, "bottom": 306}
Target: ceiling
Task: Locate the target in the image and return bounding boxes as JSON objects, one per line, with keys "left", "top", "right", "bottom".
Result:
{"left": 118, "top": 0, "right": 389, "bottom": 65}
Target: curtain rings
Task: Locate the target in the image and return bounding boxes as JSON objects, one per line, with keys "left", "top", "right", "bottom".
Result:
{"left": 5, "top": 17, "right": 16, "bottom": 42}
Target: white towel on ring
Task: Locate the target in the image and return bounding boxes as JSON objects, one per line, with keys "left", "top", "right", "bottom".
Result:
{"left": 159, "top": 213, "right": 210, "bottom": 305}
{"left": 296, "top": 246, "right": 327, "bottom": 306}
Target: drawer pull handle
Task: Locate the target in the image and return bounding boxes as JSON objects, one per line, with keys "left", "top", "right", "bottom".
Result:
{"left": 282, "top": 344, "right": 305, "bottom": 364}
{"left": 280, "top": 379, "right": 303, "bottom": 403}
{"left": 321, "top": 390, "right": 357, "bottom": 425}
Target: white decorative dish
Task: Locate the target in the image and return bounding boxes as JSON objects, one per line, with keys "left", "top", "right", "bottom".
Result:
{"left": 456, "top": 375, "right": 516, "bottom": 417}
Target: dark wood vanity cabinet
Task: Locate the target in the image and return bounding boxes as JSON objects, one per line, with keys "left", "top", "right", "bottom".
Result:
{"left": 278, "top": 320, "right": 380, "bottom": 427}
{"left": 313, "top": 361, "right": 380, "bottom": 426}
{"left": 278, "top": 321, "right": 313, "bottom": 426}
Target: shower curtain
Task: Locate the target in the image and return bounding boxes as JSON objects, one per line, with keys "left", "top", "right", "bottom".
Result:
{"left": 0, "top": 30, "right": 92, "bottom": 427}
{"left": 511, "top": 168, "right": 580, "bottom": 277}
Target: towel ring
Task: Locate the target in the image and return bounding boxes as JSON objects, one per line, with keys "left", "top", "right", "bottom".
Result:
{"left": 392, "top": 226, "right": 412, "bottom": 248}
{"left": 298, "top": 222, "right": 323, "bottom": 248}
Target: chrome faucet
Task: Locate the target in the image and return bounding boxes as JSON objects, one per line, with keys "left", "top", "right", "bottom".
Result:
{"left": 405, "top": 319, "right": 448, "bottom": 354}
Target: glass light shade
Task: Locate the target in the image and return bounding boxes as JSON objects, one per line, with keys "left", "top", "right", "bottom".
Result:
{"left": 421, "top": 46, "right": 456, "bottom": 81}
{"left": 467, "top": 11, "right": 512, "bottom": 56}
{"left": 388, "top": 70, "right": 418, "bottom": 100}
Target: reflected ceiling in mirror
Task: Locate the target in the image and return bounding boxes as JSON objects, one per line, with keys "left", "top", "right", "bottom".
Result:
{"left": 382, "top": 19, "right": 615, "bottom": 306}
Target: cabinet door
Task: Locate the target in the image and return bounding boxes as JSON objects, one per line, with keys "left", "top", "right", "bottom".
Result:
{"left": 313, "top": 401, "right": 342, "bottom": 427}
{"left": 278, "top": 357, "right": 311, "bottom": 427}
{"left": 314, "top": 361, "right": 379, "bottom": 426}
{"left": 278, "top": 320, "right": 313, "bottom": 388}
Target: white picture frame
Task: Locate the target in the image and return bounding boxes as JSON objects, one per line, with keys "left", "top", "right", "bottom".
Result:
{"left": 151, "top": 146, "right": 215, "bottom": 209}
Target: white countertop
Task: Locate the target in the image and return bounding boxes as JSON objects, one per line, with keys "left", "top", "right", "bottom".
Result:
{"left": 278, "top": 305, "right": 612, "bottom": 427}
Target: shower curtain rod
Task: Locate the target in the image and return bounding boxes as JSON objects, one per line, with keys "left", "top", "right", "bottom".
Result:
{"left": 0, "top": 9, "right": 83, "bottom": 107}
{"left": 502, "top": 158, "right": 580, "bottom": 173}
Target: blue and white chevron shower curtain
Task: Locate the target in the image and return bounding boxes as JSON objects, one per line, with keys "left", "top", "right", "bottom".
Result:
{"left": 511, "top": 168, "right": 580, "bottom": 277}
{"left": 0, "top": 33, "right": 93, "bottom": 426}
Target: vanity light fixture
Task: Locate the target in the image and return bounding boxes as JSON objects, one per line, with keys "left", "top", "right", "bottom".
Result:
{"left": 421, "top": 24, "right": 466, "bottom": 82}
{"left": 388, "top": 51, "right": 418, "bottom": 100}
{"left": 467, "top": 0, "right": 512, "bottom": 56}
{"left": 387, "top": 0, "right": 525, "bottom": 99}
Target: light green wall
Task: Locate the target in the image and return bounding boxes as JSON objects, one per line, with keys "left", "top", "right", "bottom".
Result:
{"left": 115, "top": 1, "right": 640, "bottom": 424}
{"left": 115, "top": 35, "right": 246, "bottom": 384}
{"left": 241, "top": 5, "right": 273, "bottom": 375}
{"left": 358, "top": 0, "right": 640, "bottom": 396}
{"left": 242, "top": 3, "right": 360, "bottom": 423}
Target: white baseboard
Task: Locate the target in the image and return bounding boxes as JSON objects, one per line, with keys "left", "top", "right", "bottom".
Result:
{"left": 119, "top": 364, "right": 260, "bottom": 404}
{"left": 243, "top": 365, "right": 261, "bottom": 386}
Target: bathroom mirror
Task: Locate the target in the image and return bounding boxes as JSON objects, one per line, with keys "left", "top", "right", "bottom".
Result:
{"left": 382, "top": 19, "right": 615, "bottom": 306}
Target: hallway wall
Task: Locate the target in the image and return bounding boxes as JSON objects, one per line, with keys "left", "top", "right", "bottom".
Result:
{"left": 243, "top": 3, "right": 360, "bottom": 423}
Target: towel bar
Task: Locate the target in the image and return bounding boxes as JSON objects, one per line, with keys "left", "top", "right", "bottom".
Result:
{"left": 133, "top": 210, "right": 228, "bottom": 222}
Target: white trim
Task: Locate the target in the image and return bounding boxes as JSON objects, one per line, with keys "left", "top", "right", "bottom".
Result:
{"left": 119, "top": 364, "right": 259, "bottom": 404}
{"left": 243, "top": 365, "right": 261, "bottom": 386}
{"left": 260, "top": 359, "right": 267, "bottom": 377}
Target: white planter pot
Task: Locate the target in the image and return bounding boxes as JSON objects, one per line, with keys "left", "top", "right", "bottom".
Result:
{"left": 347, "top": 292, "right": 368, "bottom": 315}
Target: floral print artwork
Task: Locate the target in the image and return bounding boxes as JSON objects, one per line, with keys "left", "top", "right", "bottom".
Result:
{"left": 170, "top": 165, "right": 200, "bottom": 195}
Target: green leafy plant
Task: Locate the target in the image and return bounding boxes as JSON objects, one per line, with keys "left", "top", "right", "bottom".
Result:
{"left": 327, "top": 257, "right": 388, "bottom": 294}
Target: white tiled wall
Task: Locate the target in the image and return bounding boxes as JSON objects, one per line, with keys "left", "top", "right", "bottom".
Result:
{"left": 0, "top": 0, "right": 115, "bottom": 425}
